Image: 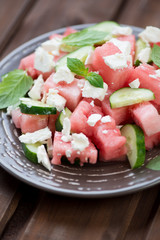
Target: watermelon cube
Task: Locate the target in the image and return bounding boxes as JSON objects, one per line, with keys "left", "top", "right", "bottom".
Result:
{"left": 127, "top": 64, "right": 160, "bottom": 105}
{"left": 117, "top": 35, "right": 136, "bottom": 61}
{"left": 91, "top": 41, "right": 133, "bottom": 90}
{"left": 145, "top": 132, "right": 160, "bottom": 150}
{"left": 20, "top": 114, "right": 48, "bottom": 133}
{"left": 131, "top": 102, "right": 160, "bottom": 136}
{"left": 51, "top": 132, "right": 98, "bottom": 165}
{"left": 70, "top": 100, "right": 103, "bottom": 137}
{"left": 48, "top": 113, "right": 59, "bottom": 134}
{"left": 43, "top": 74, "right": 83, "bottom": 111}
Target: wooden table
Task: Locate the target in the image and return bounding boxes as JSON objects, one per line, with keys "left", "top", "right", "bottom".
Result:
{"left": 1, "top": 0, "right": 160, "bottom": 239}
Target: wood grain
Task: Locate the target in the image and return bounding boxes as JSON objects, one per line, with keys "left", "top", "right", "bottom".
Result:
{"left": 0, "top": 168, "right": 20, "bottom": 237}
{"left": 1, "top": 0, "right": 124, "bottom": 59}
{"left": 0, "top": 0, "right": 36, "bottom": 58}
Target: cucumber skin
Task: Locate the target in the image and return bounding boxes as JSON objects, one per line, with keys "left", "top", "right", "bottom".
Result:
{"left": 121, "top": 124, "right": 146, "bottom": 169}
{"left": 19, "top": 103, "right": 57, "bottom": 115}
{"left": 22, "top": 143, "right": 38, "bottom": 164}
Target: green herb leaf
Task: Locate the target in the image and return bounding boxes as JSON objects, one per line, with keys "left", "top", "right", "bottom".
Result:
{"left": 151, "top": 44, "right": 160, "bottom": 67}
{"left": 146, "top": 156, "right": 160, "bottom": 170}
{"left": 0, "top": 69, "right": 33, "bottom": 109}
{"left": 67, "top": 58, "right": 88, "bottom": 77}
{"left": 63, "top": 29, "right": 107, "bottom": 47}
{"left": 86, "top": 72, "right": 104, "bottom": 88}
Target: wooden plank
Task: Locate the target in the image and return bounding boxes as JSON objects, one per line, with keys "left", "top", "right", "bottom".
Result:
{"left": 145, "top": 202, "right": 160, "bottom": 240}
{"left": 0, "top": 0, "right": 37, "bottom": 57}
{"left": 1, "top": 0, "right": 124, "bottom": 59}
{"left": 17, "top": 193, "right": 133, "bottom": 240}
{"left": 0, "top": 168, "right": 21, "bottom": 236}
{"left": 117, "top": 0, "right": 160, "bottom": 28}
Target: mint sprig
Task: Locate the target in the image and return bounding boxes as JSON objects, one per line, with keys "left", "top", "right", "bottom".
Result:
{"left": 67, "top": 58, "right": 103, "bottom": 88}
{"left": 0, "top": 69, "right": 33, "bottom": 109}
{"left": 146, "top": 155, "right": 160, "bottom": 170}
{"left": 151, "top": 44, "right": 160, "bottom": 67}
{"left": 62, "top": 29, "right": 107, "bottom": 47}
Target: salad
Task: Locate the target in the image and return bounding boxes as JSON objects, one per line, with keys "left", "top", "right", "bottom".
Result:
{"left": 1, "top": 21, "right": 160, "bottom": 172}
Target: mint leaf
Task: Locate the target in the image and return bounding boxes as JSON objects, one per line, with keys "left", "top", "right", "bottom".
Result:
{"left": 146, "top": 156, "right": 160, "bottom": 170}
{"left": 151, "top": 44, "right": 160, "bottom": 67}
{"left": 86, "top": 72, "right": 103, "bottom": 88}
{"left": 0, "top": 69, "right": 33, "bottom": 109}
{"left": 67, "top": 58, "right": 88, "bottom": 77}
{"left": 63, "top": 29, "right": 107, "bottom": 46}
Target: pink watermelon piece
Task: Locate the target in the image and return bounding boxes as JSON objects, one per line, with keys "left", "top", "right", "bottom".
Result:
{"left": 127, "top": 64, "right": 160, "bottom": 105}
{"left": 117, "top": 35, "right": 136, "bottom": 61}
{"left": 43, "top": 74, "right": 83, "bottom": 111}
{"left": 20, "top": 114, "right": 48, "bottom": 133}
{"left": 91, "top": 41, "right": 133, "bottom": 90}
{"left": 48, "top": 113, "right": 59, "bottom": 134}
{"left": 131, "top": 102, "right": 160, "bottom": 136}
{"left": 11, "top": 108, "right": 22, "bottom": 129}
{"left": 70, "top": 100, "right": 103, "bottom": 137}
{"left": 145, "top": 132, "right": 160, "bottom": 150}
{"left": 18, "top": 53, "right": 54, "bottom": 80}
{"left": 93, "top": 127, "right": 127, "bottom": 161}
{"left": 51, "top": 131, "right": 98, "bottom": 165}
{"left": 102, "top": 95, "right": 132, "bottom": 125}
{"left": 49, "top": 27, "right": 77, "bottom": 40}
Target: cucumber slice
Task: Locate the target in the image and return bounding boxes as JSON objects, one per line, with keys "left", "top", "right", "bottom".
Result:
{"left": 121, "top": 124, "right": 145, "bottom": 169}
{"left": 22, "top": 142, "right": 42, "bottom": 164}
{"left": 56, "top": 46, "right": 94, "bottom": 70}
{"left": 109, "top": 87, "right": 155, "bottom": 108}
{"left": 55, "top": 107, "right": 72, "bottom": 131}
{"left": 134, "top": 39, "right": 152, "bottom": 66}
{"left": 87, "top": 21, "right": 119, "bottom": 33}
{"left": 19, "top": 98, "right": 57, "bottom": 115}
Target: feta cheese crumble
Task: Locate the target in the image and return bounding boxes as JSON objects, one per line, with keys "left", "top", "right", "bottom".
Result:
{"left": 37, "top": 145, "right": 52, "bottom": 171}
{"left": 137, "top": 47, "right": 151, "bottom": 63}
{"left": 109, "top": 38, "right": 131, "bottom": 55}
{"left": 87, "top": 114, "right": 102, "bottom": 126}
{"left": 41, "top": 37, "right": 62, "bottom": 56}
{"left": 82, "top": 81, "right": 108, "bottom": 101}
{"left": 65, "top": 149, "right": 71, "bottom": 158}
{"left": 139, "top": 26, "right": 160, "bottom": 43}
{"left": 149, "top": 69, "right": 160, "bottom": 79}
{"left": 46, "top": 89, "right": 66, "bottom": 112}
{"left": 52, "top": 66, "right": 75, "bottom": 84}
{"left": 28, "top": 75, "right": 44, "bottom": 100}
{"left": 112, "top": 26, "right": 132, "bottom": 36}
{"left": 61, "top": 118, "right": 72, "bottom": 142}
{"left": 85, "top": 49, "right": 94, "bottom": 65}
{"left": 103, "top": 53, "right": 129, "bottom": 70}
{"left": 101, "top": 115, "right": 112, "bottom": 123}
{"left": 90, "top": 100, "right": 95, "bottom": 107}
{"left": 19, "top": 127, "right": 52, "bottom": 144}
{"left": 71, "top": 133, "right": 89, "bottom": 151}
{"left": 102, "top": 130, "right": 108, "bottom": 134}
{"left": 129, "top": 78, "right": 140, "bottom": 88}
{"left": 34, "top": 47, "right": 55, "bottom": 72}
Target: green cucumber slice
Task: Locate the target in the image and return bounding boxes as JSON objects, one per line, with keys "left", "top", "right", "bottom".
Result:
{"left": 121, "top": 124, "right": 146, "bottom": 169}
{"left": 87, "top": 21, "right": 119, "bottom": 33}
{"left": 22, "top": 142, "right": 42, "bottom": 164}
{"left": 134, "top": 39, "right": 152, "bottom": 66}
{"left": 109, "top": 87, "right": 155, "bottom": 108}
{"left": 55, "top": 107, "right": 72, "bottom": 131}
{"left": 56, "top": 46, "right": 94, "bottom": 70}
{"left": 19, "top": 98, "right": 57, "bottom": 115}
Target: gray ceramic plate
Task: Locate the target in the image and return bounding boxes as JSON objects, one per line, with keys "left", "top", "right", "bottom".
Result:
{"left": 1, "top": 24, "right": 160, "bottom": 198}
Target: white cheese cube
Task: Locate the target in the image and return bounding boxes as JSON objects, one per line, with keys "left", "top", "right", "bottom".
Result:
{"left": 109, "top": 38, "right": 131, "bottom": 55}
{"left": 137, "top": 47, "right": 151, "bottom": 63}
{"left": 52, "top": 66, "right": 75, "bottom": 84}
{"left": 46, "top": 90, "right": 66, "bottom": 112}
{"left": 85, "top": 49, "right": 94, "bottom": 65}
{"left": 71, "top": 133, "right": 89, "bottom": 151}
{"left": 41, "top": 37, "right": 62, "bottom": 56}
{"left": 61, "top": 117, "right": 72, "bottom": 142}
{"left": 129, "top": 78, "right": 140, "bottom": 88}
{"left": 112, "top": 26, "right": 132, "bottom": 36}
{"left": 34, "top": 47, "right": 55, "bottom": 73}
{"left": 37, "top": 145, "right": 51, "bottom": 171}
{"left": 87, "top": 114, "right": 102, "bottom": 126}
{"left": 101, "top": 115, "right": 112, "bottom": 123}
{"left": 28, "top": 75, "right": 44, "bottom": 100}
{"left": 103, "top": 53, "right": 129, "bottom": 70}
{"left": 139, "top": 26, "right": 160, "bottom": 43}
{"left": 19, "top": 127, "right": 52, "bottom": 144}
{"left": 82, "top": 81, "right": 108, "bottom": 101}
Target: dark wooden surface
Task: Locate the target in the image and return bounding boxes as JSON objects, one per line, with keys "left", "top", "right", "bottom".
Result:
{"left": 1, "top": 0, "right": 160, "bottom": 239}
